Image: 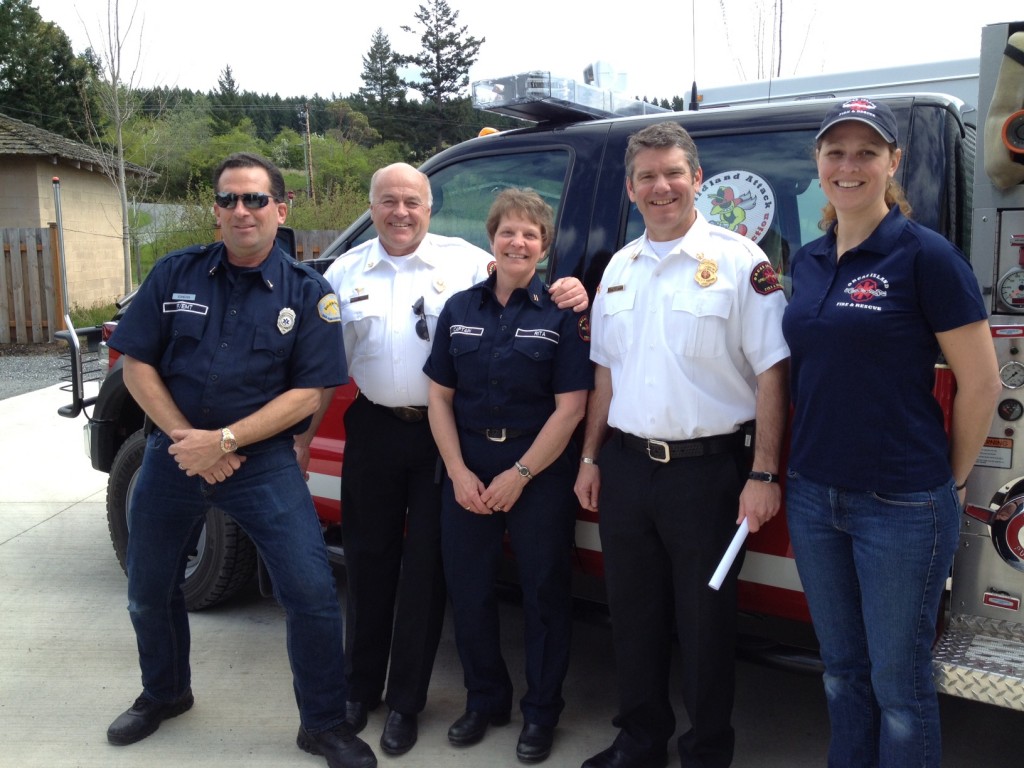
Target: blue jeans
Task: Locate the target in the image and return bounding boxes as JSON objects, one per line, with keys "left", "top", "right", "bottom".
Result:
{"left": 785, "top": 471, "right": 960, "bottom": 768}
{"left": 125, "top": 430, "right": 347, "bottom": 732}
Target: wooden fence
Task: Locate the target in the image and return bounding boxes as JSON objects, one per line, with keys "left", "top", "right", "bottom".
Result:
{"left": 293, "top": 230, "right": 343, "bottom": 261}
{"left": 1, "top": 226, "right": 62, "bottom": 344}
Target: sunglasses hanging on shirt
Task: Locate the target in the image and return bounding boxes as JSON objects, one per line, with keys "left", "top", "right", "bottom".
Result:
{"left": 412, "top": 296, "right": 429, "bottom": 341}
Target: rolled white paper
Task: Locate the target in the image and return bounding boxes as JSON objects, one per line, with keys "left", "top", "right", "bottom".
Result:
{"left": 708, "top": 518, "right": 749, "bottom": 591}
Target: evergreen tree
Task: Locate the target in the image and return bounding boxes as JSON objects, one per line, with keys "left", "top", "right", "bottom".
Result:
{"left": 211, "top": 64, "right": 241, "bottom": 134}
{"left": 400, "top": 0, "right": 484, "bottom": 151}
{"left": 360, "top": 27, "right": 403, "bottom": 106}
{"left": 0, "top": 0, "right": 97, "bottom": 137}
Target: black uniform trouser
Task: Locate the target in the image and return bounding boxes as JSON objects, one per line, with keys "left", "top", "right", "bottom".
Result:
{"left": 598, "top": 432, "right": 745, "bottom": 768}
{"left": 441, "top": 431, "right": 576, "bottom": 726}
{"left": 341, "top": 394, "right": 447, "bottom": 714}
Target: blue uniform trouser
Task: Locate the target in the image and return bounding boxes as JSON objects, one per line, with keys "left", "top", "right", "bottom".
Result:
{"left": 785, "top": 471, "right": 959, "bottom": 768}
{"left": 598, "top": 433, "right": 744, "bottom": 768}
{"left": 441, "top": 431, "right": 576, "bottom": 727}
{"left": 125, "top": 429, "right": 347, "bottom": 732}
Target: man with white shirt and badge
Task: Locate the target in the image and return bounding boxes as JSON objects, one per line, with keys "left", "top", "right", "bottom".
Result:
{"left": 574, "top": 123, "right": 789, "bottom": 768}
{"left": 323, "top": 163, "right": 587, "bottom": 757}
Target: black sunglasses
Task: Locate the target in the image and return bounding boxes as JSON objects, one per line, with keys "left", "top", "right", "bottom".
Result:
{"left": 214, "top": 192, "right": 278, "bottom": 210}
{"left": 412, "top": 296, "right": 429, "bottom": 341}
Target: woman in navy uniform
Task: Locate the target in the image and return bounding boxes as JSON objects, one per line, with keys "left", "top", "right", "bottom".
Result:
{"left": 783, "top": 99, "right": 999, "bottom": 767}
{"left": 424, "top": 189, "right": 592, "bottom": 764}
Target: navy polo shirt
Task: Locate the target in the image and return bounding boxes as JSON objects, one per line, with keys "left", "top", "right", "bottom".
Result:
{"left": 782, "top": 206, "right": 987, "bottom": 492}
{"left": 423, "top": 272, "right": 593, "bottom": 433}
{"left": 110, "top": 241, "right": 347, "bottom": 437}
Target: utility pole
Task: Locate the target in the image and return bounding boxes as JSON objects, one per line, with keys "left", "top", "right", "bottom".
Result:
{"left": 302, "top": 103, "right": 315, "bottom": 203}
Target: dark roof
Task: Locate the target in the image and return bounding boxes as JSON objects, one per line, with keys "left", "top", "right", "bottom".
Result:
{"left": 0, "top": 111, "right": 153, "bottom": 177}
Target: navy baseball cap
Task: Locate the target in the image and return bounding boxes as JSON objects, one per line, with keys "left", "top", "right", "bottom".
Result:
{"left": 816, "top": 98, "right": 898, "bottom": 144}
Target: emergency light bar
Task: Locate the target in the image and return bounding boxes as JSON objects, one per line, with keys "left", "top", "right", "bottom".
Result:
{"left": 471, "top": 71, "right": 669, "bottom": 123}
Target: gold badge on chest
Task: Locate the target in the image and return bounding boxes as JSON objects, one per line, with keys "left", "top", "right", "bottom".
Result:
{"left": 695, "top": 254, "right": 718, "bottom": 287}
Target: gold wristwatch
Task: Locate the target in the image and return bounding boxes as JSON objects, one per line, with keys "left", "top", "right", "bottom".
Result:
{"left": 219, "top": 427, "right": 238, "bottom": 453}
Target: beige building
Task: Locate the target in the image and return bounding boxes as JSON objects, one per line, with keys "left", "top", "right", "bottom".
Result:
{"left": 0, "top": 112, "right": 148, "bottom": 309}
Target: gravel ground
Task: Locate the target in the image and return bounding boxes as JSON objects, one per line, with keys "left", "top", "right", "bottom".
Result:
{"left": 0, "top": 342, "right": 69, "bottom": 401}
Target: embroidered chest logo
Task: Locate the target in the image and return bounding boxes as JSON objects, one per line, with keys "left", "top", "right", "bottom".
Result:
{"left": 838, "top": 273, "right": 890, "bottom": 311}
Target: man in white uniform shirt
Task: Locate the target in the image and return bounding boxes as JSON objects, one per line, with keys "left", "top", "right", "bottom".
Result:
{"left": 574, "top": 124, "right": 789, "bottom": 768}
{"left": 323, "top": 163, "right": 586, "bottom": 758}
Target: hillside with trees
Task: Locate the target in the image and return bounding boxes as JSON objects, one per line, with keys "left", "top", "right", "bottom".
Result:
{"left": 0, "top": 0, "right": 521, "bottom": 223}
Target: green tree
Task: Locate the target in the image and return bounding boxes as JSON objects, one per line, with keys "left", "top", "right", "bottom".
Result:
{"left": 325, "top": 100, "right": 380, "bottom": 147}
{"left": 360, "top": 27, "right": 404, "bottom": 106}
{"left": 211, "top": 64, "right": 241, "bottom": 134}
{"left": 401, "top": 0, "right": 484, "bottom": 151}
{"left": 0, "top": 0, "right": 97, "bottom": 136}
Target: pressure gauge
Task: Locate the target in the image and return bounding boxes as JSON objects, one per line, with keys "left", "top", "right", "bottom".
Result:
{"left": 998, "top": 399, "right": 1024, "bottom": 421}
{"left": 999, "top": 268, "right": 1024, "bottom": 312}
{"left": 1000, "top": 361, "right": 1024, "bottom": 389}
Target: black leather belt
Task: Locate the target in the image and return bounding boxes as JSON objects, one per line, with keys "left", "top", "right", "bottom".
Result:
{"left": 359, "top": 392, "right": 428, "bottom": 423}
{"left": 619, "top": 430, "right": 743, "bottom": 463}
{"left": 476, "top": 428, "right": 533, "bottom": 442}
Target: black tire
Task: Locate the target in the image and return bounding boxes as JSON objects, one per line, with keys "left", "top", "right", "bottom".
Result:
{"left": 106, "top": 429, "right": 257, "bottom": 610}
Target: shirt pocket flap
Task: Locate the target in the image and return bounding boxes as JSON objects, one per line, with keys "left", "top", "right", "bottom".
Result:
{"left": 602, "top": 288, "right": 636, "bottom": 316}
{"left": 673, "top": 289, "right": 733, "bottom": 320}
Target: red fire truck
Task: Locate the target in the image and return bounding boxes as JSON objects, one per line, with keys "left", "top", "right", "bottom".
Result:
{"left": 59, "top": 20, "right": 1024, "bottom": 711}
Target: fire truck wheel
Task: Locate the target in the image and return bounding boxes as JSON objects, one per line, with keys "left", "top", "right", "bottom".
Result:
{"left": 106, "top": 429, "right": 258, "bottom": 610}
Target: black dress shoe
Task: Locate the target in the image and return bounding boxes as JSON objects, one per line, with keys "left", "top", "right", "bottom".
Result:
{"left": 380, "top": 710, "right": 417, "bottom": 755}
{"left": 345, "top": 700, "right": 372, "bottom": 734}
{"left": 516, "top": 722, "right": 554, "bottom": 763}
{"left": 447, "top": 709, "right": 512, "bottom": 746}
{"left": 297, "top": 722, "right": 377, "bottom": 768}
{"left": 107, "top": 689, "right": 194, "bottom": 746}
{"left": 580, "top": 743, "right": 668, "bottom": 768}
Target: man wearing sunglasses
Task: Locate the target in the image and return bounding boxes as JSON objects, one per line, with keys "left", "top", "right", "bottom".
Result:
{"left": 105, "top": 152, "right": 376, "bottom": 768}
{"left": 322, "top": 163, "right": 587, "bottom": 758}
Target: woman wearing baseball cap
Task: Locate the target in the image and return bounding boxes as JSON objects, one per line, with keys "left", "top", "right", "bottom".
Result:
{"left": 781, "top": 98, "right": 1000, "bottom": 767}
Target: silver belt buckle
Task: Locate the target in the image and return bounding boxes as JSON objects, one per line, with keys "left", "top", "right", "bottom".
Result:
{"left": 485, "top": 428, "right": 507, "bottom": 442}
{"left": 646, "top": 439, "right": 671, "bottom": 463}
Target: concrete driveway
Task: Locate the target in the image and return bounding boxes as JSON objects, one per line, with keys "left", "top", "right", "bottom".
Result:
{"left": 2, "top": 385, "right": 1020, "bottom": 767}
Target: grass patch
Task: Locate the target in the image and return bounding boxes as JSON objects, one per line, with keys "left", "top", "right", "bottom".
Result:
{"left": 70, "top": 301, "right": 118, "bottom": 328}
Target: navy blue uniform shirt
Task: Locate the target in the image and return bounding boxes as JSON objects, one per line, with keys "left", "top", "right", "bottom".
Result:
{"left": 783, "top": 206, "right": 987, "bottom": 492}
{"left": 110, "top": 240, "right": 347, "bottom": 438}
{"left": 423, "top": 272, "right": 593, "bottom": 432}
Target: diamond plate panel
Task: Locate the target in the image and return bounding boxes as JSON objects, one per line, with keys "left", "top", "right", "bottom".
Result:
{"left": 933, "top": 618, "right": 1024, "bottom": 711}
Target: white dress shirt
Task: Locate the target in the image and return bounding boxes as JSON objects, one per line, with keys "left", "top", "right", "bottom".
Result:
{"left": 590, "top": 212, "right": 789, "bottom": 440}
{"left": 324, "top": 233, "right": 493, "bottom": 407}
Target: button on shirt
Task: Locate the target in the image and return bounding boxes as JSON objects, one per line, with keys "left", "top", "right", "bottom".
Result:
{"left": 423, "top": 272, "right": 593, "bottom": 433}
{"left": 590, "top": 211, "right": 789, "bottom": 440}
{"left": 324, "top": 233, "right": 493, "bottom": 408}
{"left": 109, "top": 241, "right": 347, "bottom": 436}
{"left": 783, "top": 205, "right": 988, "bottom": 491}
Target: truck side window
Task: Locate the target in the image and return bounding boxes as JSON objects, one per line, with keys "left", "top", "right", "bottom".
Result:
{"left": 622, "top": 129, "right": 821, "bottom": 297}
